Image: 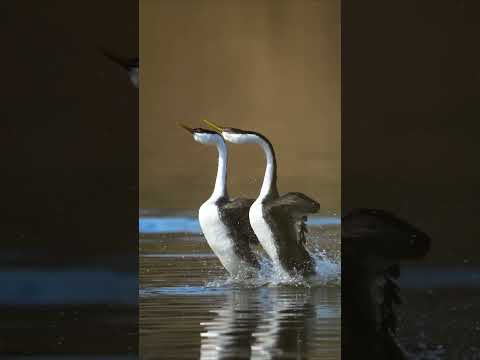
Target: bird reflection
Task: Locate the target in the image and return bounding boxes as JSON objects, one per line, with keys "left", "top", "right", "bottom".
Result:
{"left": 200, "top": 287, "right": 339, "bottom": 359}
{"left": 251, "top": 288, "right": 315, "bottom": 359}
{"left": 200, "top": 289, "right": 259, "bottom": 359}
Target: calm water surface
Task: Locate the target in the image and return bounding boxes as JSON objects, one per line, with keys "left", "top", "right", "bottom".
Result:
{"left": 139, "top": 214, "right": 341, "bottom": 360}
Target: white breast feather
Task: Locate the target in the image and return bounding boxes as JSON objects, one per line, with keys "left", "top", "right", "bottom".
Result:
{"left": 199, "top": 201, "right": 245, "bottom": 276}
{"left": 249, "top": 200, "right": 280, "bottom": 267}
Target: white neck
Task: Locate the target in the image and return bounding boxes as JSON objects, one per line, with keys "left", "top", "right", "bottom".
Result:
{"left": 256, "top": 136, "right": 277, "bottom": 199}
{"left": 210, "top": 140, "right": 228, "bottom": 200}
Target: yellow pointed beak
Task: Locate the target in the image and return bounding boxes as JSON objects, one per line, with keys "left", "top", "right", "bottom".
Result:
{"left": 178, "top": 123, "right": 194, "bottom": 134}
{"left": 202, "top": 119, "right": 224, "bottom": 134}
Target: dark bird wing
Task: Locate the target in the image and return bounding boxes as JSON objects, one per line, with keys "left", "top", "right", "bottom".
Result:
{"left": 264, "top": 192, "right": 320, "bottom": 245}
{"left": 381, "top": 273, "right": 403, "bottom": 334}
{"left": 220, "top": 197, "right": 259, "bottom": 247}
{"left": 382, "top": 276, "right": 409, "bottom": 360}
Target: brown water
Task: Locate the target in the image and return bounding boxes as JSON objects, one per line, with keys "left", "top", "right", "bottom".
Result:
{"left": 139, "top": 218, "right": 341, "bottom": 359}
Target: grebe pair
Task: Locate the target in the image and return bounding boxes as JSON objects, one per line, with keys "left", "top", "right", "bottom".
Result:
{"left": 180, "top": 120, "right": 319, "bottom": 278}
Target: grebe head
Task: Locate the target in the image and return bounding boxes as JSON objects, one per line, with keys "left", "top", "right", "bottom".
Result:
{"left": 342, "top": 208, "right": 431, "bottom": 260}
{"left": 202, "top": 119, "right": 260, "bottom": 144}
{"left": 179, "top": 124, "right": 223, "bottom": 145}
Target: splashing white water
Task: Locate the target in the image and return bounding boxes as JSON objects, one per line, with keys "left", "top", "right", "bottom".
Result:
{"left": 206, "top": 248, "right": 340, "bottom": 289}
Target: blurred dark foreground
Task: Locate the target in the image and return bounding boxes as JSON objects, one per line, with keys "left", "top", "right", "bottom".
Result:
{"left": 0, "top": 1, "right": 138, "bottom": 357}
{"left": 0, "top": 266, "right": 138, "bottom": 356}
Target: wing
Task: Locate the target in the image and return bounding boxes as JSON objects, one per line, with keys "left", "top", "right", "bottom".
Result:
{"left": 266, "top": 192, "right": 320, "bottom": 215}
{"left": 220, "top": 197, "right": 259, "bottom": 247}
{"left": 381, "top": 272, "right": 402, "bottom": 335}
{"left": 264, "top": 192, "right": 320, "bottom": 246}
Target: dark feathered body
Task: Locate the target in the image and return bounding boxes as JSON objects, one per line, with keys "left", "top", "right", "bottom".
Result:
{"left": 199, "top": 195, "right": 261, "bottom": 278}
{"left": 217, "top": 197, "right": 261, "bottom": 268}
{"left": 342, "top": 208, "right": 431, "bottom": 360}
{"left": 342, "top": 256, "right": 407, "bottom": 359}
{"left": 250, "top": 191, "right": 320, "bottom": 277}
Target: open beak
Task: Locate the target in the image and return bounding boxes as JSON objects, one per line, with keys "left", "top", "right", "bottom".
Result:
{"left": 178, "top": 123, "right": 194, "bottom": 134}
{"left": 202, "top": 119, "right": 224, "bottom": 134}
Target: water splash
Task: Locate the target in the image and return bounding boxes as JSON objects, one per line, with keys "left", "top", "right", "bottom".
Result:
{"left": 205, "top": 249, "right": 340, "bottom": 289}
{"left": 141, "top": 214, "right": 341, "bottom": 292}
{"left": 313, "top": 254, "right": 341, "bottom": 286}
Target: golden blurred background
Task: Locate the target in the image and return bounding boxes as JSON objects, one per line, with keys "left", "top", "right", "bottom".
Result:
{"left": 140, "top": 0, "right": 340, "bottom": 213}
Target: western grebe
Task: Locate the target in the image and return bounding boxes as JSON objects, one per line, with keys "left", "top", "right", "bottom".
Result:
{"left": 342, "top": 208, "right": 431, "bottom": 359}
{"left": 203, "top": 120, "right": 319, "bottom": 277}
{"left": 179, "top": 124, "right": 261, "bottom": 278}
{"left": 102, "top": 50, "right": 138, "bottom": 88}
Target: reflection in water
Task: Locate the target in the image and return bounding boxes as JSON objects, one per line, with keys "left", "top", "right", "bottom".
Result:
{"left": 199, "top": 287, "right": 340, "bottom": 360}
{"left": 139, "top": 215, "right": 340, "bottom": 359}
{"left": 250, "top": 288, "right": 315, "bottom": 359}
{"left": 141, "top": 213, "right": 480, "bottom": 359}
{"left": 200, "top": 289, "right": 259, "bottom": 359}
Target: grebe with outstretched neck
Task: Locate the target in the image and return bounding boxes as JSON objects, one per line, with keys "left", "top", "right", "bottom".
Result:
{"left": 203, "top": 120, "right": 319, "bottom": 277}
{"left": 179, "top": 124, "right": 261, "bottom": 278}
{"left": 102, "top": 49, "right": 139, "bottom": 88}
